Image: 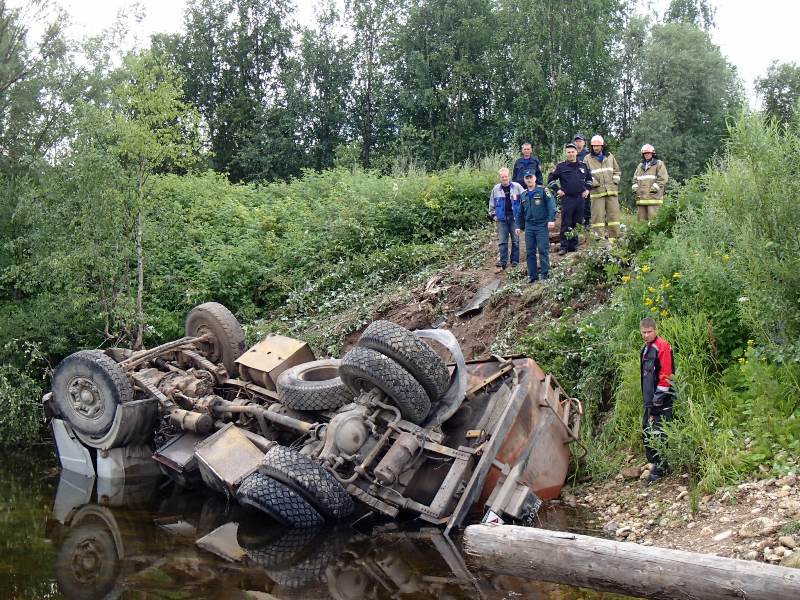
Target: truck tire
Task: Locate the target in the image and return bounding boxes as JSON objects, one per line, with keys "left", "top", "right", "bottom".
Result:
{"left": 339, "top": 346, "right": 431, "bottom": 424}
{"left": 52, "top": 350, "right": 134, "bottom": 436}
{"left": 185, "top": 302, "right": 245, "bottom": 377}
{"left": 242, "top": 527, "right": 320, "bottom": 568}
{"left": 236, "top": 472, "right": 324, "bottom": 529}
{"left": 259, "top": 445, "right": 354, "bottom": 521}
{"left": 357, "top": 320, "right": 450, "bottom": 401}
{"left": 276, "top": 359, "right": 353, "bottom": 411}
{"left": 55, "top": 521, "right": 120, "bottom": 600}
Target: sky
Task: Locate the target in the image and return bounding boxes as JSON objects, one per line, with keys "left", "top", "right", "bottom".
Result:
{"left": 14, "top": 0, "right": 800, "bottom": 106}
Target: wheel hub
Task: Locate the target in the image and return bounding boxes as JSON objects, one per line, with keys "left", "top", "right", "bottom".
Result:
{"left": 195, "top": 325, "right": 220, "bottom": 362}
{"left": 71, "top": 538, "right": 104, "bottom": 584}
{"left": 68, "top": 378, "right": 104, "bottom": 419}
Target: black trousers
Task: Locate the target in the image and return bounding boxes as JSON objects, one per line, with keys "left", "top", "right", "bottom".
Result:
{"left": 583, "top": 193, "right": 591, "bottom": 226}
{"left": 642, "top": 402, "right": 673, "bottom": 474}
{"left": 560, "top": 195, "right": 582, "bottom": 251}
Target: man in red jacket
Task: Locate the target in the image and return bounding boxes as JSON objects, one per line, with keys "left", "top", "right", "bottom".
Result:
{"left": 640, "top": 317, "right": 675, "bottom": 482}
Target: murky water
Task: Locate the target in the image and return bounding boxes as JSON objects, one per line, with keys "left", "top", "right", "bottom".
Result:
{"left": 0, "top": 448, "right": 638, "bottom": 599}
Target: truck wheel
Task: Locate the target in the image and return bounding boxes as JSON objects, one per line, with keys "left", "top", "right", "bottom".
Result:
{"left": 260, "top": 445, "right": 354, "bottom": 520}
{"left": 357, "top": 320, "right": 450, "bottom": 401}
{"left": 241, "top": 527, "right": 320, "bottom": 568}
{"left": 236, "top": 472, "right": 324, "bottom": 529}
{"left": 185, "top": 302, "right": 245, "bottom": 377}
{"left": 276, "top": 359, "right": 353, "bottom": 411}
{"left": 55, "top": 521, "right": 119, "bottom": 600}
{"left": 52, "top": 350, "right": 133, "bottom": 436}
{"left": 339, "top": 346, "right": 431, "bottom": 424}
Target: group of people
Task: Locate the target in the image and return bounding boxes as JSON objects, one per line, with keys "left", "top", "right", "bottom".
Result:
{"left": 489, "top": 135, "right": 669, "bottom": 283}
{"left": 488, "top": 138, "right": 676, "bottom": 484}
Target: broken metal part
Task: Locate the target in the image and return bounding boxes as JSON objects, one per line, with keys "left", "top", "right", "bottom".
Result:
{"left": 169, "top": 408, "right": 213, "bottom": 434}
{"left": 454, "top": 279, "right": 501, "bottom": 318}
{"left": 374, "top": 432, "right": 421, "bottom": 486}
{"left": 193, "top": 424, "right": 264, "bottom": 494}
{"left": 222, "top": 378, "right": 280, "bottom": 401}
{"left": 345, "top": 484, "right": 400, "bottom": 518}
{"left": 120, "top": 335, "right": 209, "bottom": 371}
{"left": 415, "top": 328, "right": 467, "bottom": 425}
{"left": 178, "top": 349, "right": 227, "bottom": 383}
{"left": 464, "top": 363, "right": 515, "bottom": 399}
{"left": 235, "top": 334, "right": 315, "bottom": 390}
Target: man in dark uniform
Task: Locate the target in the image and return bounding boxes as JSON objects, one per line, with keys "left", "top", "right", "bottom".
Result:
{"left": 547, "top": 143, "right": 592, "bottom": 255}
{"left": 574, "top": 134, "right": 591, "bottom": 226}
{"left": 640, "top": 317, "right": 675, "bottom": 483}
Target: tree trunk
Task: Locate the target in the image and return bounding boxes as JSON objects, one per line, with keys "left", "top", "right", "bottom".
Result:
{"left": 463, "top": 524, "right": 800, "bottom": 600}
{"left": 134, "top": 209, "right": 144, "bottom": 349}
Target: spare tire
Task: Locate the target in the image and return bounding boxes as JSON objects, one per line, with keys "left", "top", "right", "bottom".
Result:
{"left": 236, "top": 472, "right": 323, "bottom": 529}
{"left": 52, "top": 350, "right": 133, "bottom": 435}
{"left": 357, "top": 320, "right": 450, "bottom": 401}
{"left": 185, "top": 302, "right": 245, "bottom": 377}
{"left": 259, "top": 445, "right": 354, "bottom": 520}
{"left": 339, "top": 346, "right": 431, "bottom": 424}
{"left": 276, "top": 359, "right": 353, "bottom": 411}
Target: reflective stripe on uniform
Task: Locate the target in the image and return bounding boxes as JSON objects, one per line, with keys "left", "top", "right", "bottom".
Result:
{"left": 637, "top": 174, "right": 657, "bottom": 180}
{"left": 592, "top": 167, "right": 613, "bottom": 173}
{"left": 636, "top": 199, "right": 663, "bottom": 206}
{"left": 591, "top": 223, "right": 605, "bottom": 228}
{"left": 593, "top": 190, "right": 619, "bottom": 198}
{"left": 607, "top": 221, "right": 621, "bottom": 226}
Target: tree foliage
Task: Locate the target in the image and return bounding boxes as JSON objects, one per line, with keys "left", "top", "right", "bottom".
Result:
{"left": 756, "top": 61, "right": 800, "bottom": 128}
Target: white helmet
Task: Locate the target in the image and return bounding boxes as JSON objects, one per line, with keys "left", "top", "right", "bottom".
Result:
{"left": 641, "top": 143, "right": 655, "bottom": 154}
{"left": 591, "top": 135, "right": 605, "bottom": 146}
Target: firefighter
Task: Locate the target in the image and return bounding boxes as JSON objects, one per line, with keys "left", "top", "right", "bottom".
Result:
{"left": 583, "top": 135, "right": 622, "bottom": 239}
{"left": 547, "top": 143, "right": 592, "bottom": 255}
{"left": 632, "top": 144, "right": 669, "bottom": 223}
{"left": 640, "top": 317, "right": 675, "bottom": 483}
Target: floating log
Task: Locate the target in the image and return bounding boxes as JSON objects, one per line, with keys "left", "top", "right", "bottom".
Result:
{"left": 463, "top": 524, "right": 800, "bottom": 600}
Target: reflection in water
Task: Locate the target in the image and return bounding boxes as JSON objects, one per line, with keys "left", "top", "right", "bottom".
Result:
{"left": 0, "top": 449, "right": 637, "bottom": 599}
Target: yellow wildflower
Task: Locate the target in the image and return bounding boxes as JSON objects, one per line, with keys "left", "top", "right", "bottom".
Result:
{"left": 660, "top": 309, "right": 669, "bottom": 317}
{"left": 738, "top": 357, "right": 747, "bottom": 365}
{"left": 747, "top": 339, "right": 754, "bottom": 347}
{"left": 642, "top": 264, "right": 651, "bottom": 273}
{"left": 650, "top": 306, "right": 658, "bottom": 313}
{"left": 722, "top": 254, "right": 731, "bottom": 261}
{"left": 648, "top": 286, "right": 656, "bottom": 293}
{"left": 621, "top": 275, "right": 631, "bottom": 283}
{"left": 645, "top": 297, "right": 653, "bottom": 306}
{"left": 660, "top": 281, "right": 671, "bottom": 289}
{"left": 672, "top": 272, "right": 682, "bottom": 280}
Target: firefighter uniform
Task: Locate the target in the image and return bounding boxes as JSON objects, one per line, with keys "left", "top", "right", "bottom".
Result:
{"left": 633, "top": 156, "right": 669, "bottom": 222}
{"left": 584, "top": 151, "right": 622, "bottom": 238}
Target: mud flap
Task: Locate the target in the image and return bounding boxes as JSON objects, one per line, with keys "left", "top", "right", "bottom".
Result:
{"left": 51, "top": 419, "right": 95, "bottom": 478}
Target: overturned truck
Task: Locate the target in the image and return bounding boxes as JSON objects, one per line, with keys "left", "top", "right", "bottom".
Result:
{"left": 45, "top": 303, "right": 581, "bottom": 532}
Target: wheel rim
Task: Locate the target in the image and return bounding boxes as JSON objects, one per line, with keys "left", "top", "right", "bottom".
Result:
{"left": 68, "top": 377, "right": 105, "bottom": 420}
{"left": 194, "top": 324, "right": 221, "bottom": 362}
{"left": 71, "top": 537, "right": 106, "bottom": 584}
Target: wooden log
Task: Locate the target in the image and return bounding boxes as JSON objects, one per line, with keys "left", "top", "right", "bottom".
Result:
{"left": 463, "top": 524, "right": 800, "bottom": 600}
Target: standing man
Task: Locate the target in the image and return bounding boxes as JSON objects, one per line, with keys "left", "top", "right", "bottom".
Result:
{"left": 584, "top": 135, "right": 622, "bottom": 240}
{"left": 574, "top": 134, "right": 591, "bottom": 227}
{"left": 512, "top": 143, "right": 543, "bottom": 188}
{"left": 488, "top": 167, "right": 524, "bottom": 273}
{"left": 515, "top": 170, "right": 556, "bottom": 283}
{"left": 547, "top": 143, "right": 592, "bottom": 255}
{"left": 632, "top": 144, "right": 669, "bottom": 223}
{"left": 640, "top": 317, "right": 675, "bottom": 483}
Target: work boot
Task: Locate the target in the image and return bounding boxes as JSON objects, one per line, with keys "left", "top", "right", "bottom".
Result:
{"left": 494, "top": 264, "right": 506, "bottom": 274}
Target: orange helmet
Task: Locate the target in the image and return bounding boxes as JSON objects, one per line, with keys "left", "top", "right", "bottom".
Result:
{"left": 591, "top": 135, "right": 605, "bottom": 146}
{"left": 641, "top": 143, "right": 655, "bottom": 154}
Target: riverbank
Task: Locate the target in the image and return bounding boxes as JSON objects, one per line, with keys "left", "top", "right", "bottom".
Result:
{"left": 560, "top": 466, "right": 800, "bottom": 568}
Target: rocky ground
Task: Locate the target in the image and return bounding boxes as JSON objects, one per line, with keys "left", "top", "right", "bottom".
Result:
{"left": 559, "top": 465, "right": 800, "bottom": 569}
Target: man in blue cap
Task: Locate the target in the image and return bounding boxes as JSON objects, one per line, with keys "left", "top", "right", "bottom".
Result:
{"left": 515, "top": 169, "right": 556, "bottom": 282}
{"left": 548, "top": 142, "right": 592, "bottom": 255}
